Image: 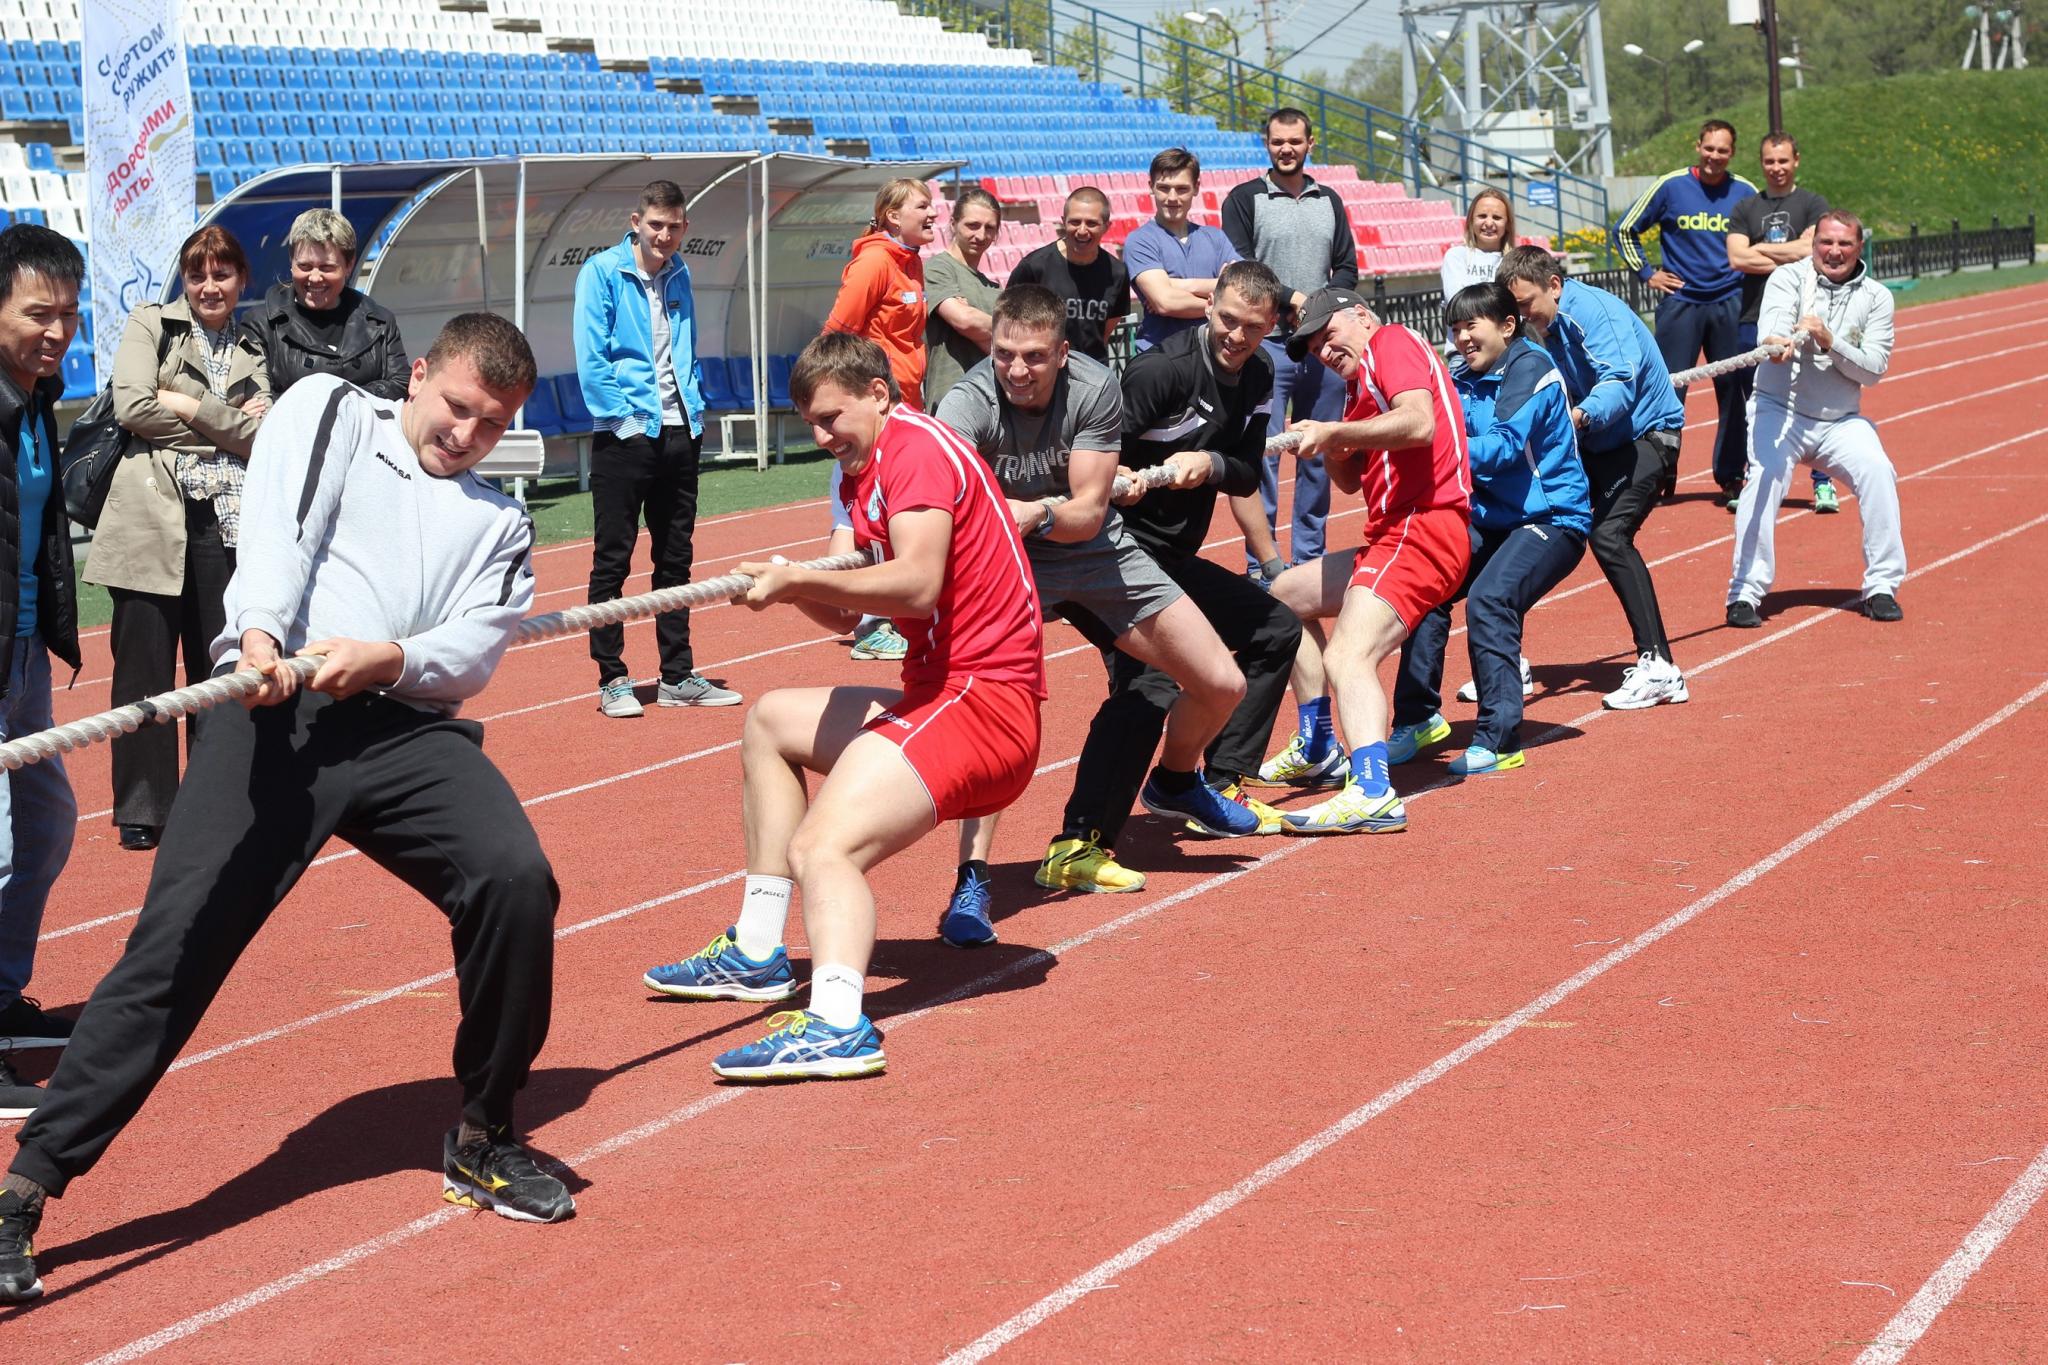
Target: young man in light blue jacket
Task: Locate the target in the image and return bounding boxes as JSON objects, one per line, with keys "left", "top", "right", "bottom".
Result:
{"left": 1388, "top": 282, "right": 1592, "bottom": 776}
{"left": 574, "top": 181, "right": 737, "bottom": 717}
{"left": 1499, "top": 246, "right": 1691, "bottom": 713}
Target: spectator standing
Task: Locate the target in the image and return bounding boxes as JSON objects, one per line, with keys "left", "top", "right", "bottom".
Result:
{"left": 0, "top": 225, "right": 84, "bottom": 1120}
{"left": 1007, "top": 187, "right": 1132, "bottom": 364}
{"left": 240, "top": 209, "right": 408, "bottom": 401}
{"left": 1221, "top": 108, "right": 1359, "bottom": 576}
{"left": 90, "top": 225, "right": 270, "bottom": 853}
{"left": 921, "top": 186, "right": 1002, "bottom": 409}
{"left": 1612, "top": 120, "right": 1756, "bottom": 499}
{"left": 574, "top": 180, "right": 735, "bottom": 718}
{"left": 1727, "top": 212, "right": 1905, "bottom": 627}
{"left": 1123, "top": 147, "right": 1240, "bottom": 351}
{"left": 824, "top": 178, "right": 935, "bottom": 410}
{"left": 1726, "top": 133, "right": 1836, "bottom": 512}
{"left": 1439, "top": 188, "right": 1516, "bottom": 301}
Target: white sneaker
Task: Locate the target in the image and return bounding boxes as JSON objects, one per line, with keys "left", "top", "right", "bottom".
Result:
{"left": 1457, "top": 655, "right": 1533, "bottom": 703}
{"left": 1602, "top": 653, "right": 1689, "bottom": 711}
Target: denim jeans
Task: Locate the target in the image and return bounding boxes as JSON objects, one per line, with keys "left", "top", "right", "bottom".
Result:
{"left": 1, "top": 635, "right": 76, "bottom": 1007}
{"left": 1250, "top": 339, "right": 1345, "bottom": 571}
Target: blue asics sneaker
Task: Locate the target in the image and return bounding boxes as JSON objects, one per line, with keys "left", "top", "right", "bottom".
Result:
{"left": 1248, "top": 734, "right": 1348, "bottom": 789}
{"left": 712, "top": 1010, "right": 886, "bottom": 1081}
{"left": 938, "top": 869, "right": 997, "bottom": 947}
{"left": 1447, "top": 745, "right": 1526, "bottom": 777}
{"left": 1140, "top": 770, "right": 1262, "bottom": 837}
{"left": 1386, "top": 713, "right": 1452, "bottom": 764}
{"left": 642, "top": 927, "right": 795, "bottom": 1002}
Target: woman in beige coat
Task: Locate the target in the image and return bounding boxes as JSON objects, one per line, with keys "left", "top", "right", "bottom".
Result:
{"left": 87, "top": 225, "right": 269, "bottom": 851}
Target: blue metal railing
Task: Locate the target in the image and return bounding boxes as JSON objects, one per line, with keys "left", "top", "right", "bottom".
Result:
{"left": 901, "top": 0, "right": 1611, "bottom": 243}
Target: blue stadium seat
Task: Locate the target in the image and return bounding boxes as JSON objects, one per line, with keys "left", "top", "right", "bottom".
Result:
{"left": 521, "top": 377, "right": 565, "bottom": 436}
{"left": 62, "top": 347, "right": 94, "bottom": 400}
{"left": 727, "top": 358, "right": 756, "bottom": 407}
{"left": 554, "top": 375, "right": 593, "bottom": 432}
{"left": 767, "top": 355, "right": 795, "bottom": 409}
{"left": 698, "top": 358, "right": 737, "bottom": 410}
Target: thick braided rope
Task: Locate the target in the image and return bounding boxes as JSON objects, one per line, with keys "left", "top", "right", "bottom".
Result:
{"left": 1669, "top": 329, "right": 1810, "bottom": 387}
{"left": 0, "top": 551, "right": 870, "bottom": 773}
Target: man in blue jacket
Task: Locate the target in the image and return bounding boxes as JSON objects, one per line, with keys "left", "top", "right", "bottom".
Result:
{"left": 1388, "top": 282, "right": 1590, "bottom": 776}
{"left": 1612, "top": 120, "right": 1756, "bottom": 498}
{"left": 1497, "top": 247, "right": 1690, "bottom": 713}
{"left": 574, "top": 181, "right": 737, "bottom": 718}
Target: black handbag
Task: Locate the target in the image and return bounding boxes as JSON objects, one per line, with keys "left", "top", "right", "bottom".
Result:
{"left": 58, "top": 320, "right": 176, "bottom": 530}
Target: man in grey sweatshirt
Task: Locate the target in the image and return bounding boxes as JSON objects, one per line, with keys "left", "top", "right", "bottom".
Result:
{"left": 1726, "top": 210, "right": 1906, "bottom": 627}
{"left": 2, "top": 314, "right": 571, "bottom": 1305}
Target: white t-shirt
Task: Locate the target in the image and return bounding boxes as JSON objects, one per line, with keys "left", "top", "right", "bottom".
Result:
{"left": 1439, "top": 244, "right": 1504, "bottom": 303}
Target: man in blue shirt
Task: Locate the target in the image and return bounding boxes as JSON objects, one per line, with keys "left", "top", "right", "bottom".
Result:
{"left": 1123, "top": 147, "right": 1241, "bottom": 351}
{"left": 1612, "top": 120, "right": 1756, "bottom": 499}
{"left": 1498, "top": 246, "right": 1691, "bottom": 713}
{"left": 0, "top": 226, "right": 84, "bottom": 1121}
{"left": 574, "top": 181, "right": 737, "bottom": 718}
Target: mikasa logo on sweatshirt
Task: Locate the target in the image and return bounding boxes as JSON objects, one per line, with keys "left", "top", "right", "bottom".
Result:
{"left": 374, "top": 450, "right": 412, "bottom": 480}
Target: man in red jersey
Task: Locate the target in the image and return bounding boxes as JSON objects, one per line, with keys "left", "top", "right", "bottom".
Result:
{"left": 640, "top": 332, "right": 1045, "bottom": 1081}
{"left": 1256, "top": 288, "right": 1471, "bottom": 835}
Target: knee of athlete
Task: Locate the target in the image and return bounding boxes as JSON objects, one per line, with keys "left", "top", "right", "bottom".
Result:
{"left": 489, "top": 847, "right": 561, "bottom": 923}
{"left": 786, "top": 818, "right": 854, "bottom": 885}
{"left": 1589, "top": 520, "right": 1630, "bottom": 561}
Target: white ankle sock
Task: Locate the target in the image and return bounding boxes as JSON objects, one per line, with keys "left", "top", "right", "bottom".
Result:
{"left": 808, "top": 964, "right": 865, "bottom": 1029}
{"left": 733, "top": 875, "right": 793, "bottom": 960}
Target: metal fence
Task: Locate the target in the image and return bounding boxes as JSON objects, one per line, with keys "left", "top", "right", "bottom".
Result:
{"left": 902, "top": 0, "right": 1612, "bottom": 242}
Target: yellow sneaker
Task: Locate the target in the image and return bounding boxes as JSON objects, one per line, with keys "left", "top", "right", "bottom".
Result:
{"left": 1035, "top": 833, "right": 1148, "bottom": 893}
{"left": 1189, "top": 781, "right": 1285, "bottom": 836}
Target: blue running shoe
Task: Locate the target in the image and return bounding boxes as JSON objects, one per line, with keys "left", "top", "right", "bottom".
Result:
{"left": 1447, "top": 745, "right": 1526, "bottom": 777}
{"left": 1140, "top": 770, "right": 1261, "bottom": 837}
{"left": 1386, "top": 713, "right": 1452, "bottom": 764}
{"left": 712, "top": 1010, "right": 886, "bottom": 1081}
{"left": 939, "top": 869, "right": 997, "bottom": 947}
{"left": 642, "top": 927, "right": 795, "bottom": 1002}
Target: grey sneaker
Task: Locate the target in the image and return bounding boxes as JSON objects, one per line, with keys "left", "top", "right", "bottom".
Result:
{"left": 598, "top": 679, "right": 644, "bottom": 718}
{"left": 658, "top": 676, "right": 741, "bottom": 707}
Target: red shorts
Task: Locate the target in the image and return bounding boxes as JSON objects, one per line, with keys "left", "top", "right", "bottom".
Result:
{"left": 1350, "top": 506, "right": 1472, "bottom": 632}
{"left": 862, "top": 675, "right": 1042, "bottom": 822}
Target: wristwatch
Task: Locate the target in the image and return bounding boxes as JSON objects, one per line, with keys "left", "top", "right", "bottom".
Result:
{"left": 1032, "top": 500, "right": 1057, "bottom": 538}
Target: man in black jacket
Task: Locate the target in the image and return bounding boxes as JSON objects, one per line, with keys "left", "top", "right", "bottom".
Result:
{"left": 1059, "top": 260, "right": 1302, "bottom": 847}
{"left": 0, "top": 225, "right": 84, "bottom": 1123}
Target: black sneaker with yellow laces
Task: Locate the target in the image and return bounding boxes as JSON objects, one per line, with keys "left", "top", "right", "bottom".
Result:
{"left": 0, "top": 1189, "right": 43, "bottom": 1303}
{"left": 441, "top": 1126, "right": 575, "bottom": 1224}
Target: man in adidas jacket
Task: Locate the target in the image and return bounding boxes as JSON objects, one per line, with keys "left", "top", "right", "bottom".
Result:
{"left": 1726, "top": 210, "right": 1906, "bottom": 627}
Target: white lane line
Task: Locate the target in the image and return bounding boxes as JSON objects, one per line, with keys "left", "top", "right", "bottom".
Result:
{"left": 76, "top": 508, "right": 2048, "bottom": 1362}
{"left": 937, "top": 675, "right": 2048, "bottom": 1365}
{"left": 1680, "top": 332, "right": 2048, "bottom": 433}
{"left": 1853, "top": 1141, "right": 2048, "bottom": 1365}
{"left": 528, "top": 496, "right": 831, "bottom": 559}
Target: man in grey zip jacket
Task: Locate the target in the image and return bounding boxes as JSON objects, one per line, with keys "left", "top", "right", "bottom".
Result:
{"left": 1726, "top": 210, "right": 1907, "bottom": 627}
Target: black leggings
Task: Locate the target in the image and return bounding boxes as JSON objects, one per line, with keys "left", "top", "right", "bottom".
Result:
{"left": 1582, "top": 434, "right": 1677, "bottom": 662}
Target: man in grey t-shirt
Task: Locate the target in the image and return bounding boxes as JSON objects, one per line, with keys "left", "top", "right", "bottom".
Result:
{"left": 927, "top": 285, "right": 1260, "bottom": 942}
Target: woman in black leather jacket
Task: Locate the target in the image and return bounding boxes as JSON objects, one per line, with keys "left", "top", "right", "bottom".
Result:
{"left": 238, "top": 208, "right": 409, "bottom": 400}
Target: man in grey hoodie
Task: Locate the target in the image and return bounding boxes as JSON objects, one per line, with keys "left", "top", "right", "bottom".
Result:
{"left": 1726, "top": 211, "right": 1906, "bottom": 627}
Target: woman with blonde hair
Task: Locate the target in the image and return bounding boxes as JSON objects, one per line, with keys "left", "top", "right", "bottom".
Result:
{"left": 1439, "top": 187, "right": 1517, "bottom": 301}
{"left": 90, "top": 224, "right": 270, "bottom": 850}
{"left": 823, "top": 177, "right": 934, "bottom": 410}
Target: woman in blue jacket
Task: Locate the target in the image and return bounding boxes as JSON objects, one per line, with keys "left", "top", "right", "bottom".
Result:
{"left": 1387, "top": 282, "right": 1592, "bottom": 776}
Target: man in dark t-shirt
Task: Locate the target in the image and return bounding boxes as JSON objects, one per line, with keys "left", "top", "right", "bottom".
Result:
{"left": 1008, "top": 187, "right": 1132, "bottom": 363}
{"left": 1725, "top": 132, "right": 1834, "bottom": 509}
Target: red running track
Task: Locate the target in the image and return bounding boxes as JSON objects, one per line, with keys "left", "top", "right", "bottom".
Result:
{"left": 6, "top": 282, "right": 2048, "bottom": 1361}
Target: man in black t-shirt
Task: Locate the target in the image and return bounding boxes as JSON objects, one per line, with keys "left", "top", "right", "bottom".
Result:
{"left": 1009, "top": 187, "right": 1133, "bottom": 363}
{"left": 1725, "top": 132, "right": 1835, "bottom": 510}
{"left": 1060, "top": 260, "right": 1303, "bottom": 849}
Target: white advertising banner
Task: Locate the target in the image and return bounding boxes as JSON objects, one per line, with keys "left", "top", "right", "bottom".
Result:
{"left": 81, "top": 0, "right": 194, "bottom": 385}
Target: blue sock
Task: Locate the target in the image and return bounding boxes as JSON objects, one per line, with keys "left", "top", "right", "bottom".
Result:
{"left": 1350, "top": 742, "right": 1391, "bottom": 796}
{"left": 1298, "top": 697, "right": 1335, "bottom": 760}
